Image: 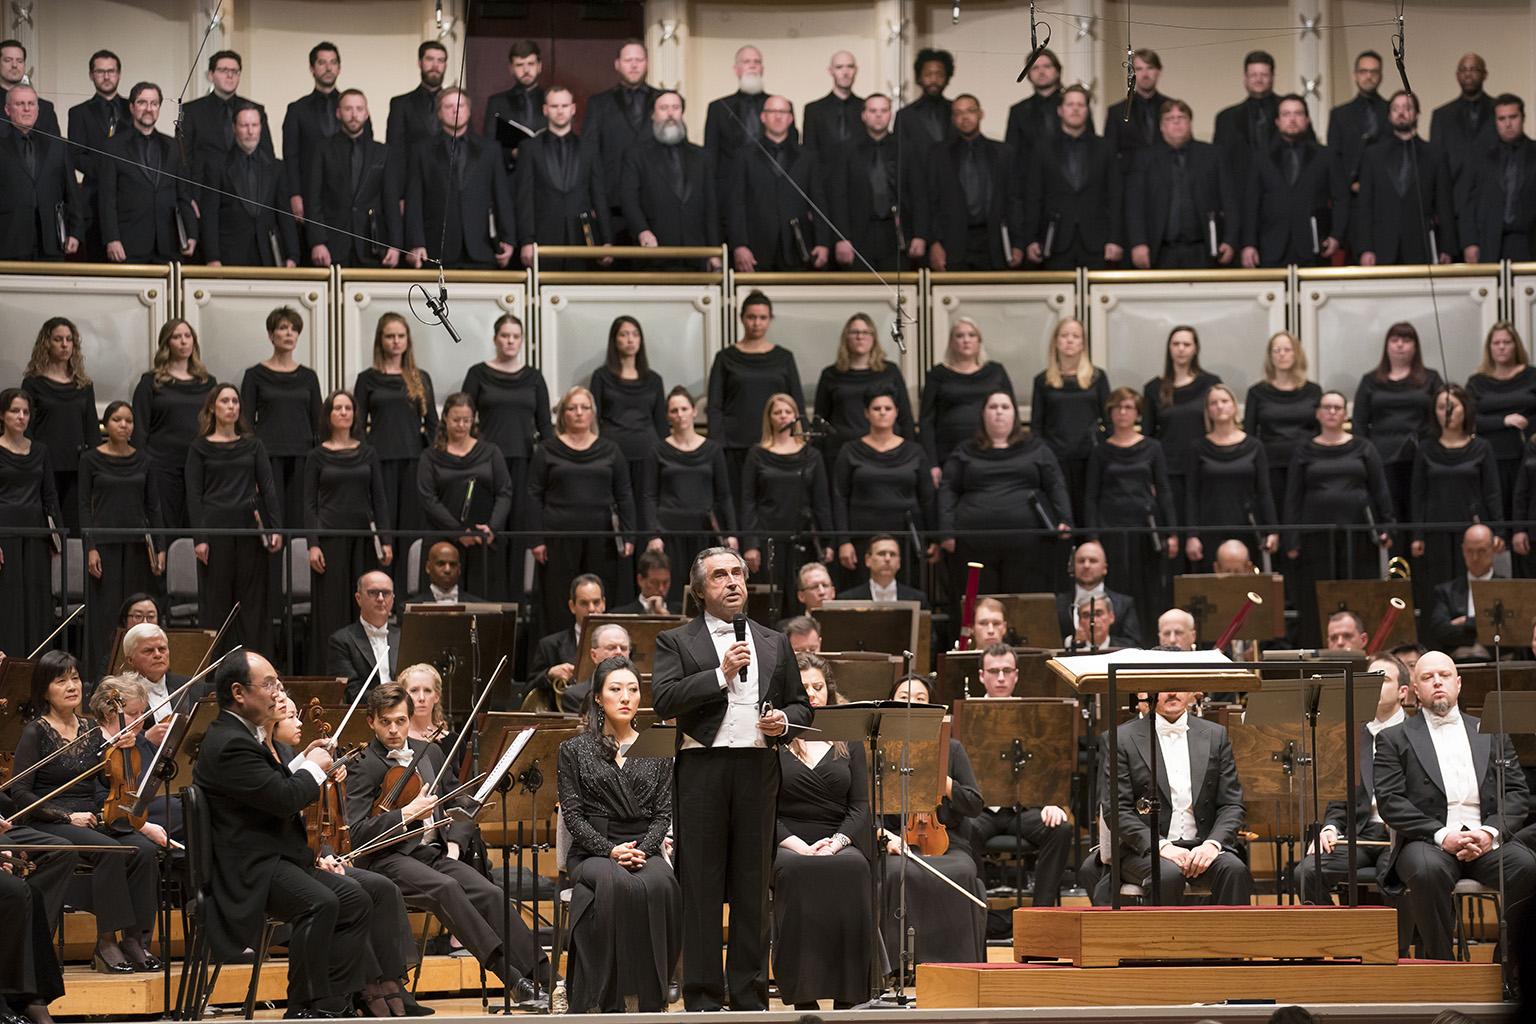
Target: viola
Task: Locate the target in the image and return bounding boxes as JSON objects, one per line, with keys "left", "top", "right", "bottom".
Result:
{"left": 903, "top": 809, "right": 949, "bottom": 857}
{"left": 102, "top": 697, "right": 148, "bottom": 830}
{"left": 306, "top": 743, "right": 366, "bottom": 857}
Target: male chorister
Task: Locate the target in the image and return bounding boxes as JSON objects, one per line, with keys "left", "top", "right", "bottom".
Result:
{"left": 1126, "top": 99, "right": 1237, "bottom": 270}
{"left": 1356, "top": 91, "right": 1456, "bottom": 266}
{"left": 0, "top": 86, "right": 82, "bottom": 260}
{"left": 652, "top": 548, "right": 811, "bottom": 1011}
{"left": 897, "top": 47, "right": 956, "bottom": 165}
{"left": 282, "top": 41, "right": 344, "bottom": 222}
{"left": 579, "top": 39, "right": 659, "bottom": 243}
{"left": 99, "top": 81, "right": 197, "bottom": 264}
{"left": 483, "top": 40, "right": 546, "bottom": 172}
{"left": 620, "top": 90, "right": 721, "bottom": 264}
{"left": 179, "top": 50, "right": 274, "bottom": 179}
{"left": 201, "top": 104, "right": 299, "bottom": 267}
{"left": 825, "top": 94, "right": 923, "bottom": 271}
{"left": 1459, "top": 93, "right": 1536, "bottom": 263}
{"left": 1429, "top": 53, "right": 1495, "bottom": 183}
{"left": 66, "top": 47, "right": 130, "bottom": 257}
{"left": 1212, "top": 49, "right": 1279, "bottom": 194}
{"left": 514, "top": 85, "right": 609, "bottom": 269}
{"left": 802, "top": 51, "right": 862, "bottom": 154}
{"left": 1005, "top": 47, "right": 1063, "bottom": 163}
{"left": 1104, "top": 49, "right": 1169, "bottom": 172}
{"left": 726, "top": 96, "right": 828, "bottom": 272}
{"left": 704, "top": 44, "right": 775, "bottom": 189}
{"left": 1328, "top": 49, "right": 1389, "bottom": 249}
{"left": 386, "top": 40, "right": 448, "bottom": 208}
{"left": 922, "top": 93, "right": 1023, "bottom": 271}
{"left": 1240, "top": 95, "right": 1347, "bottom": 268}
{"left": 1022, "top": 85, "right": 1122, "bottom": 269}
{"left": 303, "top": 88, "right": 397, "bottom": 268}
{"left": 405, "top": 87, "right": 515, "bottom": 270}
{"left": 0, "top": 39, "right": 60, "bottom": 136}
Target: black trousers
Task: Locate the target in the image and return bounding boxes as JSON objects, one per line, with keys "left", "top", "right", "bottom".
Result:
{"left": 1114, "top": 841, "right": 1254, "bottom": 906}
{"left": 197, "top": 532, "right": 273, "bottom": 656}
{"left": 970, "top": 807, "right": 1073, "bottom": 906}
{"left": 3, "top": 824, "right": 78, "bottom": 930}
{"left": 674, "top": 747, "right": 778, "bottom": 1011}
{"left": 1293, "top": 821, "right": 1389, "bottom": 904}
{"left": 0, "top": 872, "right": 62, "bottom": 1005}
{"left": 346, "top": 865, "right": 416, "bottom": 980}
{"left": 37, "top": 821, "right": 157, "bottom": 935}
{"left": 1393, "top": 837, "right": 1536, "bottom": 961}
{"left": 265, "top": 860, "right": 372, "bottom": 1008}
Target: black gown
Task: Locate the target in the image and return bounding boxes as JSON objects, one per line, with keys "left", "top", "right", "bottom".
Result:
{"left": 1242, "top": 381, "right": 1322, "bottom": 524}
{"left": 556, "top": 730, "right": 680, "bottom": 1014}
{"left": 1467, "top": 367, "right": 1536, "bottom": 521}
{"left": 1513, "top": 436, "right": 1536, "bottom": 576}
{"left": 78, "top": 447, "right": 164, "bottom": 672}
{"left": 1030, "top": 369, "right": 1110, "bottom": 525}
{"left": 186, "top": 435, "right": 281, "bottom": 656}
{"left": 590, "top": 365, "right": 668, "bottom": 487}
{"left": 640, "top": 438, "right": 738, "bottom": 605}
{"left": 1084, "top": 438, "right": 1177, "bottom": 635}
{"left": 706, "top": 345, "right": 805, "bottom": 500}
{"left": 1141, "top": 371, "right": 1220, "bottom": 533}
{"left": 740, "top": 445, "right": 834, "bottom": 611}
{"left": 940, "top": 437, "right": 1073, "bottom": 596}
{"left": 22, "top": 375, "right": 97, "bottom": 529}
{"left": 462, "top": 362, "right": 550, "bottom": 591}
{"left": 832, "top": 439, "right": 937, "bottom": 585}
{"left": 303, "top": 443, "right": 390, "bottom": 669}
{"left": 240, "top": 363, "right": 322, "bottom": 532}
{"left": 919, "top": 362, "right": 1014, "bottom": 470}
{"left": 131, "top": 372, "right": 216, "bottom": 530}
{"left": 416, "top": 441, "right": 514, "bottom": 599}
{"left": 1410, "top": 437, "right": 1503, "bottom": 597}
{"left": 1183, "top": 436, "right": 1277, "bottom": 571}
{"left": 354, "top": 368, "right": 437, "bottom": 593}
{"left": 813, "top": 364, "right": 916, "bottom": 467}
{"left": 1352, "top": 369, "right": 1443, "bottom": 521}
{"left": 773, "top": 743, "right": 873, "bottom": 1007}
{"left": 0, "top": 443, "right": 61, "bottom": 657}
{"left": 528, "top": 436, "right": 636, "bottom": 631}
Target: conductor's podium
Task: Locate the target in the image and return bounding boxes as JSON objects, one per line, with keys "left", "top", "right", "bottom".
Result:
{"left": 916, "top": 906, "right": 1505, "bottom": 1009}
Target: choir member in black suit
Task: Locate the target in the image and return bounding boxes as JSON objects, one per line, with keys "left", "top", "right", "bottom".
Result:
{"left": 814, "top": 312, "right": 915, "bottom": 466}
{"left": 385, "top": 41, "right": 447, "bottom": 205}
{"left": 201, "top": 104, "right": 299, "bottom": 267}
{"left": 178, "top": 50, "right": 273, "bottom": 179}
{"left": 281, "top": 42, "right": 341, "bottom": 220}
{"left": 417, "top": 392, "right": 513, "bottom": 600}
{"left": 579, "top": 39, "right": 658, "bottom": 243}
{"left": 708, "top": 292, "right": 804, "bottom": 497}
{"left": 1182, "top": 384, "right": 1278, "bottom": 572}
{"left": 1356, "top": 91, "right": 1457, "bottom": 265}
{"left": 1126, "top": 99, "right": 1238, "bottom": 269}
{"left": 590, "top": 315, "right": 666, "bottom": 490}
{"left": 802, "top": 51, "right": 861, "bottom": 155}
{"left": 1085, "top": 388, "right": 1178, "bottom": 637}
{"left": 621, "top": 90, "right": 721, "bottom": 264}
{"left": 1031, "top": 317, "right": 1109, "bottom": 520}
{"left": 1354, "top": 321, "right": 1443, "bottom": 520}
{"left": 1143, "top": 325, "right": 1221, "bottom": 521}
{"left": 1004, "top": 48, "right": 1061, "bottom": 163}
{"left": 896, "top": 47, "right": 955, "bottom": 167}
{"left": 530, "top": 387, "right": 636, "bottom": 632}
{"left": 704, "top": 45, "right": 774, "bottom": 190}
{"left": 651, "top": 547, "right": 811, "bottom": 1012}
{"left": 1458, "top": 93, "right": 1536, "bottom": 263}
{"left": 131, "top": 319, "right": 215, "bottom": 530}
{"left": 642, "top": 388, "right": 737, "bottom": 607}
{"left": 1429, "top": 53, "right": 1495, "bottom": 183}
{"left": 405, "top": 88, "right": 515, "bottom": 270}
{"left": 1023, "top": 85, "right": 1122, "bottom": 270}
{"left": 303, "top": 88, "right": 396, "bottom": 268}
{"left": 0, "top": 388, "right": 59, "bottom": 660}
{"left": 1283, "top": 390, "right": 1396, "bottom": 647}
{"left": 557, "top": 656, "right": 681, "bottom": 1013}
{"left": 241, "top": 307, "right": 322, "bottom": 532}
{"left": 941, "top": 389, "right": 1071, "bottom": 595}
{"left": 833, "top": 385, "right": 937, "bottom": 585}
{"left": 22, "top": 319, "right": 96, "bottom": 528}
{"left": 328, "top": 570, "right": 398, "bottom": 702}
{"left": 727, "top": 95, "right": 829, "bottom": 272}
{"left": 1328, "top": 51, "right": 1389, "bottom": 250}
{"left": 741, "top": 393, "right": 834, "bottom": 606}
{"left": 924, "top": 94, "right": 1023, "bottom": 271}
{"left": 187, "top": 384, "right": 282, "bottom": 656}
{"left": 1240, "top": 95, "right": 1347, "bottom": 267}
{"left": 1212, "top": 50, "right": 1279, "bottom": 195}
{"left": 1104, "top": 50, "right": 1170, "bottom": 172}
{"left": 825, "top": 94, "right": 924, "bottom": 271}
{"left": 99, "top": 81, "right": 198, "bottom": 263}
{"left": 354, "top": 312, "right": 436, "bottom": 593}
{"left": 0, "top": 41, "right": 59, "bottom": 137}
{"left": 921, "top": 317, "right": 1014, "bottom": 480}
{"left": 514, "top": 86, "right": 610, "bottom": 269}
{"left": 1410, "top": 386, "right": 1503, "bottom": 598}
{"left": 1469, "top": 323, "right": 1536, "bottom": 522}
{"left": 305, "top": 391, "right": 391, "bottom": 665}
{"left": 1423, "top": 525, "right": 1500, "bottom": 656}
{"left": 1243, "top": 330, "right": 1321, "bottom": 509}
{"left": 80, "top": 402, "right": 165, "bottom": 673}
{"left": 0, "top": 87, "right": 82, "bottom": 260}
{"left": 524, "top": 574, "right": 604, "bottom": 705}
{"left": 482, "top": 40, "right": 546, "bottom": 172}
{"left": 67, "top": 49, "right": 129, "bottom": 258}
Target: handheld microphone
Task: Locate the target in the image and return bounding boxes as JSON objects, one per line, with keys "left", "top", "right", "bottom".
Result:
{"left": 732, "top": 613, "right": 748, "bottom": 683}
{"left": 423, "top": 285, "right": 464, "bottom": 345}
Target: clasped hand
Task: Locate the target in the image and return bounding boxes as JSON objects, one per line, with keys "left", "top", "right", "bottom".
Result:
{"left": 1160, "top": 840, "right": 1220, "bottom": 877}
{"left": 609, "top": 841, "right": 647, "bottom": 870}
{"left": 1442, "top": 829, "right": 1494, "bottom": 862}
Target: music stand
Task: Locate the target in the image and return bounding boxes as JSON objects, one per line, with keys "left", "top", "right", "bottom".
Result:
{"left": 399, "top": 604, "right": 517, "bottom": 721}
{"left": 108, "top": 627, "right": 216, "bottom": 676}
{"left": 573, "top": 614, "right": 685, "bottom": 680}
{"left": 937, "top": 648, "right": 1068, "bottom": 705}
{"left": 1173, "top": 573, "right": 1286, "bottom": 643}
{"left": 0, "top": 657, "right": 34, "bottom": 778}
{"left": 816, "top": 600, "right": 921, "bottom": 657}
{"left": 1314, "top": 579, "right": 1415, "bottom": 650}
{"left": 1456, "top": 662, "right": 1536, "bottom": 713}
{"left": 168, "top": 697, "right": 222, "bottom": 790}
{"left": 820, "top": 652, "right": 902, "bottom": 703}
{"left": 982, "top": 593, "right": 1063, "bottom": 648}
{"left": 1472, "top": 580, "right": 1536, "bottom": 648}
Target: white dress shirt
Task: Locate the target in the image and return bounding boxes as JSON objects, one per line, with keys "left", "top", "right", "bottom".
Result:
{"left": 133, "top": 671, "right": 172, "bottom": 722}
{"left": 1154, "top": 713, "right": 1209, "bottom": 848}
{"left": 430, "top": 584, "right": 460, "bottom": 604}
{"left": 869, "top": 578, "right": 899, "bottom": 602}
{"left": 1465, "top": 569, "right": 1494, "bottom": 618}
{"left": 361, "top": 617, "right": 393, "bottom": 683}
{"left": 680, "top": 613, "right": 766, "bottom": 751}
{"left": 1425, "top": 707, "right": 1496, "bottom": 848}
{"left": 1323, "top": 707, "right": 1405, "bottom": 836}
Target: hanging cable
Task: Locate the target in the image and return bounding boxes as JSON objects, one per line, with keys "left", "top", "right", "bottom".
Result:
{"left": 1017, "top": 1, "right": 1053, "bottom": 83}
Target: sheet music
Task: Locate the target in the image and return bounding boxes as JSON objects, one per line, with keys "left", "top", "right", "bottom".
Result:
{"left": 472, "top": 727, "right": 535, "bottom": 805}
{"left": 1056, "top": 647, "right": 1233, "bottom": 677}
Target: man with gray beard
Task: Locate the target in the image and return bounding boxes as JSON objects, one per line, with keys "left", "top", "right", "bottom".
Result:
{"left": 704, "top": 45, "right": 790, "bottom": 190}
{"left": 620, "top": 90, "right": 721, "bottom": 268}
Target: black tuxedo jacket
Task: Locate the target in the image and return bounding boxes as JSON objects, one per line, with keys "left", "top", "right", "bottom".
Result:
{"left": 652, "top": 615, "right": 811, "bottom": 748}
{"left": 1055, "top": 589, "right": 1144, "bottom": 650}
{"left": 620, "top": 138, "right": 720, "bottom": 247}
{"left": 0, "top": 130, "right": 84, "bottom": 259}
{"left": 921, "top": 135, "right": 1023, "bottom": 270}
{"left": 1124, "top": 141, "right": 1238, "bottom": 261}
{"left": 1430, "top": 94, "right": 1497, "bottom": 180}
{"left": 1327, "top": 92, "right": 1390, "bottom": 184}
{"left": 66, "top": 94, "right": 130, "bottom": 183}
{"left": 327, "top": 620, "right": 399, "bottom": 702}
{"left": 345, "top": 735, "right": 474, "bottom": 864}
{"left": 803, "top": 92, "right": 862, "bottom": 155}
{"left": 834, "top": 580, "right": 931, "bottom": 611}
{"left": 1004, "top": 92, "right": 1061, "bottom": 164}
{"left": 1373, "top": 710, "right": 1528, "bottom": 891}
{"left": 191, "top": 711, "right": 319, "bottom": 957}
{"left": 200, "top": 148, "right": 300, "bottom": 265}
{"left": 180, "top": 92, "right": 274, "bottom": 179}
{"left": 1355, "top": 137, "right": 1457, "bottom": 261}
{"left": 1108, "top": 715, "right": 1246, "bottom": 857}
{"left": 1104, "top": 90, "right": 1170, "bottom": 170}
{"left": 483, "top": 85, "right": 546, "bottom": 171}
{"left": 301, "top": 131, "right": 393, "bottom": 263}
{"left": 404, "top": 588, "right": 488, "bottom": 607}
{"left": 282, "top": 89, "right": 342, "bottom": 198}
{"left": 825, "top": 133, "right": 922, "bottom": 258}
{"left": 1457, "top": 137, "right": 1536, "bottom": 259}
{"left": 525, "top": 627, "right": 578, "bottom": 703}
{"left": 1240, "top": 139, "right": 1348, "bottom": 264}
{"left": 612, "top": 596, "right": 683, "bottom": 615}
{"left": 1425, "top": 577, "right": 1482, "bottom": 652}
{"left": 725, "top": 138, "right": 827, "bottom": 267}
{"left": 1021, "top": 131, "right": 1122, "bottom": 252}
{"left": 580, "top": 84, "right": 660, "bottom": 208}
{"left": 98, "top": 130, "right": 197, "bottom": 262}
{"left": 1323, "top": 720, "right": 1385, "bottom": 836}
{"left": 403, "top": 133, "right": 515, "bottom": 265}
{"left": 1213, "top": 93, "right": 1280, "bottom": 183}
{"left": 513, "top": 130, "right": 610, "bottom": 247}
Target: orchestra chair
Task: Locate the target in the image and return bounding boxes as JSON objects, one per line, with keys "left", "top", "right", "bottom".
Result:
{"left": 167, "top": 538, "right": 200, "bottom": 624}
{"left": 1452, "top": 878, "right": 1501, "bottom": 963}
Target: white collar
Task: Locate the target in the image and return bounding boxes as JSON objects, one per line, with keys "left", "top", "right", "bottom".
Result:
{"left": 224, "top": 708, "right": 267, "bottom": 744}
{"left": 1425, "top": 706, "right": 1464, "bottom": 729}
{"left": 1468, "top": 569, "right": 1494, "bottom": 583}
{"left": 430, "top": 583, "right": 459, "bottom": 602}
{"left": 1155, "top": 712, "right": 1190, "bottom": 737}
{"left": 704, "top": 612, "right": 742, "bottom": 637}
{"left": 360, "top": 618, "right": 390, "bottom": 639}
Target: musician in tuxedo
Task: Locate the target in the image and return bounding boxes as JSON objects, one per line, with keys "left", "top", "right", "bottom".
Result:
{"left": 1328, "top": 50, "right": 1389, "bottom": 249}
{"left": 99, "top": 81, "right": 198, "bottom": 264}
{"left": 0, "top": 40, "right": 60, "bottom": 137}
{"left": 302, "top": 88, "right": 396, "bottom": 268}
{"left": 727, "top": 95, "right": 829, "bottom": 272}
{"left": 557, "top": 623, "right": 631, "bottom": 715}
{"left": 704, "top": 45, "right": 777, "bottom": 190}
{"left": 620, "top": 90, "right": 721, "bottom": 265}
{"left": 1356, "top": 91, "right": 1457, "bottom": 266}
{"left": 282, "top": 42, "right": 343, "bottom": 219}
{"left": 385, "top": 40, "right": 447, "bottom": 204}
{"left": 1021, "top": 85, "right": 1122, "bottom": 270}
{"left": 1125, "top": 99, "right": 1238, "bottom": 269}
{"left": 328, "top": 570, "right": 399, "bottom": 702}
{"left": 1240, "top": 95, "right": 1348, "bottom": 268}
{"left": 1212, "top": 50, "right": 1279, "bottom": 195}
{"left": 824, "top": 94, "right": 923, "bottom": 271}
{"left": 1068, "top": 597, "right": 1137, "bottom": 651}
{"left": 1429, "top": 53, "right": 1496, "bottom": 182}
{"left": 1004, "top": 47, "right": 1061, "bottom": 163}
{"left": 404, "top": 541, "right": 487, "bottom": 606}
{"left": 0, "top": 86, "right": 81, "bottom": 260}
{"left": 1105, "top": 687, "right": 1254, "bottom": 905}
{"left": 482, "top": 40, "right": 545, "bottom": 172}
{"left": 0, "top": 841, "right": 65, "bottom": 1024}
{"left": 1055, "top": 540, "right": 1145, "bottom": 646}
{"left": 652, "top": 547, "right": 812, "bottom": 1012}
{"left": 579, "top": 39, "right": 659, "bottom": 242}
{"left": 191, "top": 650, "right": 371, "bottom": 1016}
{"left": 834, "top": 534, "right": 930, "bottom": 609}
{"left": 120, "top": 622, "right": 201, "bottom": 734}
{"left": 1373, "top": 650, "right": 1536, "bottom": 961}
{"left": 1425, "top": 524, "right": 1500, "bottom": 659}
{"left": 513, "top": 85, "right": 610, "bottom": 269}
{"left": 1459, "top": 94, "right": 1536, "bottom": 264}
{"left": 404, "top": 88, "right": 515, "bottom": 270}
{"left": 178, "top": 50, "right": 274, "bottom": 180}
{"left": 611, "top": 549, "right": 681, "bottom": 615}
{"left": 525, "top": 574, "right": 605, "bottom": 706}
{"left": 200, "top": 104, "right": 298, "bottom": 266}
{"left": 1104, "top": 49, "right": 1170, "bottom": 173}
{"left": 923, "top": 94, "right": 1024, "bottom": 272}
{"left": 346, "top": 682, "right": 550, "bottom": 1007}
{"left": 802, "top": 51, "right": 861, "bottom": 155}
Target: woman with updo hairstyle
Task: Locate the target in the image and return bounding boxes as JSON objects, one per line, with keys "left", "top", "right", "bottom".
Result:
{"left": 240, "top": 306, "right": 323, "bottom": 532}
{"left": 131, "top": 317, "right": 216, "bottom": 529}
{"left": 0, "top": 387, "right": 62, "bottom": 657}
{"left": 591, "top": 315, "right": 668, "bottom": 490}
{"left": 814, "top": 312, "right": 915, "bottom": 467}
{"left": 398, "top": 662, "right": 449, "bottom": 741}
{"left": 417, "top": 392, "right": 512, "bottom": 598}
{"left": 1182, "top": 383, "right": 1278, "bottom": 571}
{"left": 833, "top": 382, "right": 938, "bottom": 582}
{"left": 22, "top": 316, "right": 97, "bottom": 527}
{"left": 640, "top": 387, "right": 737, "bottom": 606}
{"left": 1030, "top": 317, "right": 1109, "bottom": 520}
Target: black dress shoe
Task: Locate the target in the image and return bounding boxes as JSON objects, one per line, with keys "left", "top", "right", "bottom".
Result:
{"left": 511, "top": 978, "right": 547, "bottom": 1011}
{"left": 394, "top": 991, "right": 435, "bottom": 1016}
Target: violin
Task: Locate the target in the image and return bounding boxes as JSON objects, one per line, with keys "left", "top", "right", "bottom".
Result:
{"left": 371, "top": 723, "right": 448, "bottom": 817}
{"left": 306, "top": 743, "right": 366, "bottom": 857}
{"left": 903, "top": 809, "right": 949, "bottom": 857}
{"left": 102, "top": 696, "right": 148, "bottom": 831}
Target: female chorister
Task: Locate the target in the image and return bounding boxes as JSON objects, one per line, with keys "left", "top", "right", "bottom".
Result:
{"left": 741, "top": 393, "right": 834, "bottom": 607}
{"left": 1466, "top": 321, "right": 1536, "bottom": 520}
{"left": 1284, "top": 390, "right": 1395, "bottom": 648}
{"left": 590, "top": 316, "right": 668, "bottom": 489}
{"left": 814, "top": 313, "right": 915, "bottom": 466}
{"left": 1410, "top": 385, "right": 1503, "bottom": 588}
{"left": 417, "top": 393, "right": 513, "bottom": 599}
{"left": 529, "top": 386, "right": 636, "bottom": 631}
{"left": 772, "top": 654, "right": 872, "bottom": 1011}
{"left": 556, "top": 656, "right": 680, "bottom": 1014}
{"left": 1183, "top": 384, "right": 1279, "bottom": 571}
{"left": 1141, "top": 325, "right": 1221, "bottom": 520}
{"left": 22, "top": 317, "right": 97, "bottom": 527}
{"left": 240, "top": 307, "right": 322, "bottom": 531}
{"left": 1085, "top": 387, "right": 1177, "bottom": 634}
{"left": 399, "top": 662, "right": 448, "bottom": 741}
{"left": 641, "top": 388, "right": 737, "bottom": 606}
{"left": 1352, "top": 321, "right": 1442, "bottom": 519}
{"left": 10, "top": 652, "right": 161, "bottom": 973}
{"left": 131, "top": 318, "right": 217, "bottom": 529}
{"left": 707, "top": 291, "right": 805, "bottom": 498}
{"left": 79, "top": 402, "right": 165, "bottom": 672}
{"left": 1030, "top": 317, "right": 1109, "bottom": 520}
{"left": 940, "top": 390, "right": 1072, "bottom": 595}
{"left": 354, "top": 313, "right": 437, "bottom": 591}
{"left": 0, "top": 388, "right": 62, "bottom": 657}
{"left": 834, "top": 384, "right": 938, "bottom": 580}
{"left": 1242, "top": 331, "right": 1321, "bottom": 505}
{"left": 304, "top": 390, "right": 392, "bottom": 664}
{"left": 921, "top": 317, "right": 1013, "bottom": 484}
{"left": 186, "top": 384, "right": 282, "bottom": 654}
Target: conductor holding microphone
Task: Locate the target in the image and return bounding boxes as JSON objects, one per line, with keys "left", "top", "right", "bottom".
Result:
{"left": 653, "top": 546, "right": 813, "bottom": 1011}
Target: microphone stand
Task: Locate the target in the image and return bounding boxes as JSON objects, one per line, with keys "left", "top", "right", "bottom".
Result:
{"left": 1303, "top": 675, "right": 1325, "bottom": 907}
{"left": 1489, "top": 599, "right": 1513, "bottom": 999}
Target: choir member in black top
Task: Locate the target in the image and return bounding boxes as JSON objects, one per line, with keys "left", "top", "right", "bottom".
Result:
{"left": 1238, "top": 95, "right": 1348, "bottom": 267}
{"left": 131, "top": 318, "right": 216, "bottom": 530}
{"left": 304, "top": 390, "right": 392, "bottom": 667}
{"left": 772, "top": 654, "right": 873, "bottom": 1010}
{"left": 354, "top": 312, "right": 437, "bottom": 594}
{"left": 9, "top": 652, "right": 160, "bottom": 973}
{"left": 1352, "top": 321, "right": 1443, "bottom": 521}
{"left": 0, "top": 388, "right": 61, "bottom": 658}
{"left": 1510, "top": 437, "right": 1536, "bottom": 571}
{"left": 1021, "top": 85, "right": 1124, "bottom": 270}
{"left": 1085, "top": 387, "right": 1178, "bottom": 636}
{"left": 802, "top": 52, "right": 861, "bottom": 155}
{"left": 22, "top": 317, "right": 97, "bottom": 528}
{"left": 79, "top": 402, "right": 165, "bottom": 674}
{"left": 1005, "top": 49, "right": 1062, "bottom": 161}
{"left": 240, "top": 307, "right": 322, "bottom": 532}
{"left": 921, "top": 317, "right": 1014, "bottom": 480}
{"left": 556, "top": 656, "right": 681, "bottom": 1014}
{"left": 1409, "top": 385, "right": 1504, "bottom": 598}
{"left": 1143, "top": 325, "right": 1221, "bottom": 526}
{"left": 530, "top": 386, "right": 637, "bottom": 632}
{"left": 642, "top": 388, "right": 737, "bottom": 607}
{"left": 1030, "top": 317, "right": 1109, "bottom": 521}
{"left": 940, "top": 390, "right": 1072, "bottom": 596}
{"left": 417, "top": 393, "right": 514, "bottom": 600}
{"left": 824, "top": 95, "right": 923, "bottom": 271}
{"left": 813, "top": 313, "right": 915, "bottom": 467}
{"left": 708, "top": 292, "right": 805, "bottom": 501}
{"left": 1467, "top": 321, "right": 1536, "bottom": 520}
{"left": 922, "top": 94, "right": 1024, "bottom": 271}
{"left": 1182, "top": 384, "right": 1279, "bottom": 571}
{"left": 896, "top": 48, "right": 955, "bottom": 167}
{"left": 1125, "top": 99, "right": 1239, "bottom": 269}
{"left": 1242, "top": 330, "right": 1321, "bottom": 506}
{"left": 1283, "top": 390, "right": 1395, "bottom": 647}
{"left": 1355, "top": 91, "right": 1458, "bottom": 266}
{"left": 590, "top": 315, "right": 667, "bottom": 489}
{"left": 186, "top": 384, "right": 282, "bottom": 656}
{"left": 834, "top": 385, "right": 938, "bottom": 586}
{"left": 741, "top": 393, "right": 834, "bottom": 611}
